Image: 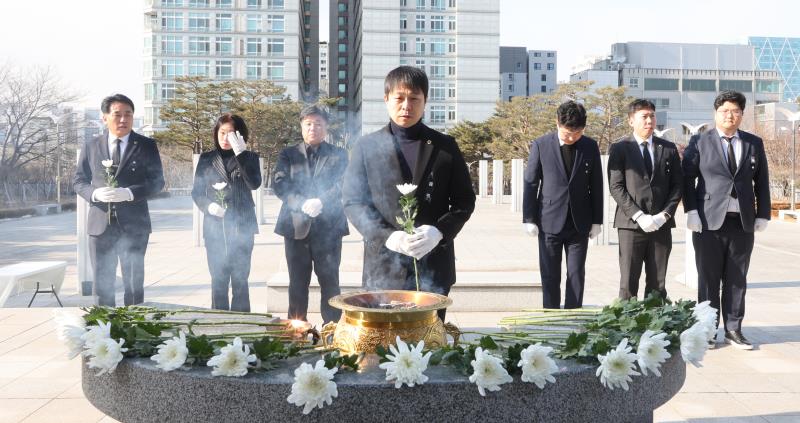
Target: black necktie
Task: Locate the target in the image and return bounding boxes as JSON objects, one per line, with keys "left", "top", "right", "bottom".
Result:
{"left": 723, "top": 136, "right": 738, "bottom": 199}
{"left": 560, "top": 143, "right": 575, "bottom": 176}
{"left": 307, "top": 147, "right": 318, "bottom": 172}
{"left": 642, "top": 141, "right": 653, "bottom": 180}
{"left": 112, "top": 139, "right": 121, "bottom": 166}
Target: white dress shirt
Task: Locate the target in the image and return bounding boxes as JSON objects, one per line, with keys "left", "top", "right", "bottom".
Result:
{"left": 633, "top": 133, "right": 655, "bottom": 174}
{"left": 717, "top": 129, "right": 742, "bottom": 213}
{"left": 108, "top": 132, "right": 131, "bottom": 161}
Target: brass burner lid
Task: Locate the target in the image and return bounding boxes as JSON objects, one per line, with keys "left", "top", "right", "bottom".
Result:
{"left": 328, "top": 290, "right": 452, "bottom": 323}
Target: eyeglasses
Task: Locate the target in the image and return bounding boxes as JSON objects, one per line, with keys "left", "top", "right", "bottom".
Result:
{"left": 716, "top": 109, "right": 742, "bottom": 117}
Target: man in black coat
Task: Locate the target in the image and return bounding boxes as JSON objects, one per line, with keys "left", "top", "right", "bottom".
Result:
{"left": 522, "top": 101, "right": 603, "bottom": 309}
{"left": 607, "top": 99, "right": 683, "bottom": 300}
{"left": 73, "top": 94, "right": 164, "bottom": 306}
{"left": 683, "top": 90, "right": 771, "bottom": 350}
{"left": 274, "top": 105, "right": 349, "bottom": 323}
{"left": 342, "top": 66, "right": 475, "bottom": 320}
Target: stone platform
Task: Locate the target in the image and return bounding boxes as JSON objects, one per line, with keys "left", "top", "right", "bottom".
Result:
{"left": 83, "top": 349, "right": 685, "bottom": 423}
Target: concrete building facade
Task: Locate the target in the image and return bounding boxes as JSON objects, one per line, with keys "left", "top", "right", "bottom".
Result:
{"left": 528, "top": 49, "right": 557, "bottom": 95}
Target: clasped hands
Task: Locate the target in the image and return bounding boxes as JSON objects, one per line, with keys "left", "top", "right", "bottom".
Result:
{"left": 384, "top": 225, "right": 443, "bottom": 259}
{"left": 635, "top": 212, "right": 669, "bottom": 233}
{"left": 93, "top": 187, "right": 133, "bottom": 203}
{"left": 523, "top": 223, "right": 602, "bottom": 239}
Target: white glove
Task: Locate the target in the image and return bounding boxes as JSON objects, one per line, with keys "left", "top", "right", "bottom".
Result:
{"left": 208, "top": 202, "right": 226, "bottom": 218}
{"left": 227, "top": 131, "right": 246, "bottom": 156}
{"left": 92, "top": 187, "right": 115, "bottom": 202}
{"left": 108, "top": 188, "right": 133, "bottom": 202}
{"left": 407, "top": 225, "right": 444, "bottom": 259}
{"left": 686, "top": 210, "right": 702, "bottom": 233}
{"left": 652, "top": 212, "right": 668, "bottom": 229}
{"left": 385, "top": 231, "right": 413, "bottom": 257}
{"left": 301, "top": 198, "right": 323, "bottom": 217}
{"left": 636, "top": 214, "right": 659, "bottom": 233}
{"left": 523, "top": 223, "right": 539, "bottom": 237}
{"left": 754, "top": 218, "right": 769, "bottom": 232}
{"left": 589, "top": 224, "right": 602, "bottom": 239}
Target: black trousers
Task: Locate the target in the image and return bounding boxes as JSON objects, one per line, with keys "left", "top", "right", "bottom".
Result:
{"left": 284, "top": 231, "right": 343, "bottom": 323}
{"left": 89, "top": 223, "right": 150, "bottom": 307}
{"left": 205, "top": 233, "right": 254, "bottom": 312}
{"left": 538, "top": 219, "right": 588, "bottom": 309}
{"left": 693, "top": 215, "right": 754, "bottom": 332}
{"left": 617, "top": 226, "right": 671, "bottom": 300}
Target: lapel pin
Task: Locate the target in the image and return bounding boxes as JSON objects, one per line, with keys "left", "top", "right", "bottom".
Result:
{"left": 426, "top": 140, "right": 432, "bottom": 145}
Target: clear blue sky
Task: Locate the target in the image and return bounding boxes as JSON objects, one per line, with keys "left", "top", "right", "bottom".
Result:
{"left": 0, "top": 0, "right": 797, "bottom": 114}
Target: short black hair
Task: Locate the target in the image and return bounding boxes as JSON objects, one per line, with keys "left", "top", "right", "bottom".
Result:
{"left": 628, "top": 99, "right": 656, "bottom": 117}
{"left": 556, "top": 100, "right": 587, "bottom": 129}
{"left": 300, "top": 104, "right": 329, "bottom": 123}
{"left": 714, "top": 90, "right": 746, "bottom": 111}
{"left": 101, "top": 94, "right": 135, "bottom": 114}
{"left": 213, "top": 113, "right": 249, "bottom": 145}
{"left": 384, "top": 66, "right": 428, "bottom": 101}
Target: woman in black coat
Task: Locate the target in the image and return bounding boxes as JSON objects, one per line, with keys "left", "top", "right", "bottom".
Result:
{"left": 191, "top": 113, "right": 262, "bottom": 311}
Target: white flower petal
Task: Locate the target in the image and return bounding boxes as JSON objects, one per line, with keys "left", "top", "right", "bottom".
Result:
{"left": 517, "top": 343, "right": 558, "bottom": 389}
{"left": 151, "top": 332, "right": 189, "bottom": 372}
{"left": 596, "top": 338, "right": 641, "bottom": 391}
{"left": 680, "top": 323, "right": 709, "bottom": 367}
{"left": 396, "top": 183, "right": 417, "bottom": 196}
{"left": 53, "top": 310, "right": 86, "bottom": 359}
{"left": 85, "top": 338, "right": 128, "bottom": 376}
{"left": 207, "top": 337, "right": 256, "bottom": 377}
{"left": 81, "top": 320, "right": 112, "bottom": 349}
{"left": 635, "top": 330, "right": 671, "bottom": 377}
{"left": 287, "top": 360, "right": 338, "bottom": 414}
{"left": 378, "top": 336, "right": 432, "bottom": 389}
{"left": 468, "top": 347, "right": 513, "bottom": 396}
{"left": 101, "top": 159, "right": 114, "bottom": 168}
{"left": 212, "top": 182, "right": 227, "bottom": 191}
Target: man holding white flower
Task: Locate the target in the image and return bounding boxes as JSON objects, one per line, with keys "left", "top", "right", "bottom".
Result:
{"left": 274, "top": 105, "right": 349, "bottom": 323}
{"left": 343, "top": 66, "right": 476, "bottom": 320}
{"left": 74, "top": 94, "right": 164, "bottom": 306}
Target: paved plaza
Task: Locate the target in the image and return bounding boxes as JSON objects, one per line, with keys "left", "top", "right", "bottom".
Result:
{"left": 1, "top": 194, "right": 799, "bottom": 422}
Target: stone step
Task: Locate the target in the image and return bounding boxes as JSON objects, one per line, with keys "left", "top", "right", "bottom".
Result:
{"left": 266, "top": 271, "right": 542, "bottom": 313}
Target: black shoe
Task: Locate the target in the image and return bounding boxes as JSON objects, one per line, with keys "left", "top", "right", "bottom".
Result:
{"left": 724, "top": 330, "right": 754, "bottom": 350}
{"left": 707, "top": 333, "right": 716, "bottom": 349}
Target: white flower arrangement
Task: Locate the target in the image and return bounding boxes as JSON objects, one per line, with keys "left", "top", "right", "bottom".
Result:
{"left": 596, "top": 338, "right": 641, "bottom": 391}
{"left": 207, "top": 337, "right": 256, "bottom": 377}
{"left": 85, "top": 337, "right": 128, "bottom": 376}
{"left": 53, "top": 309, "right": 87, "bottom": 359}
{"left": 679, "top": 323, "right": 709, "bottom": 367}
{"left": 151, "top": 332, "right": 189, "bottom": 372}
{"left": 378, "top": 336, "right": 432, "bottom": 388}
{"left": 468, "top": 347, "right": 513, "bottom": 396}
{"left": 81, "top": 320, "right": 112, "bottom": 349}
{"left": 517, "top": 343, "right": 558, "bottom": 389}
{"left": 636, "top": 330, "right": 671, "bottom": 377}
{"left": 396, "top": 183, "right": 417, "bottom": 196}
{"left": 287, "top": 359, "right": 339, "bottom": 415}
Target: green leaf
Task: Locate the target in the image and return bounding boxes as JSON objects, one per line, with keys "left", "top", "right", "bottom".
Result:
{"left": 186, "top": 334, "right": 215, "bottom": 360}
{"left": 478, "top": 335, "right": 499, "bottom": 350}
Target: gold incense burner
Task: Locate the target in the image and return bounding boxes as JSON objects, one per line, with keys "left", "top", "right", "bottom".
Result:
{"left": 321, "top": 290, "right": 458, "bottom": 354}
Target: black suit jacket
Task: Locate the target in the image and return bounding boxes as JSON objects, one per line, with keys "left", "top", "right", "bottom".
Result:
{"left": 522, "top": 131, "right": 603, "bottom": 235}
{"left": 682, "top": 129, "right": 771, "bottom": 232}
{"left": 342, "top": 123, "right": 476, "bottom": 290}
{"left": 607, "top": 136, "right": 683, "bottom": 229}
{"left": 192, "top": 149, "right": 262, "bottom": 240}
{"left": 73, "top": 131, "right": 164, "bottom": 236}
{"left": 273, "top": 142, "right": 349, "bottom": 240}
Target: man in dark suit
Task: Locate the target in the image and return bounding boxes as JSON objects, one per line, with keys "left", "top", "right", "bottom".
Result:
{"left": 342, "top": 66, "right": 475, "bottom": 320}
{"left": 73, "top": 94, "right": 164, "bottom": 306}
{"left": 608, "top": 99, "right": 683, "bottom": 300}
{"left": 683, "top": 90, "right": 771, "bottom": 350}
{"left": 274, "top": 105, "right": 349, "bottom": 323}
{"left": 522, "top": 101, "right": 603, "bottom": 309}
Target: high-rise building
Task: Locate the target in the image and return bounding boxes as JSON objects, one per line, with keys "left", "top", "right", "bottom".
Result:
{"left": 142, "top": 0, "right": 319, "bottom": 132}
{"left": 750, "top": 37, "right": 800, "bottom": 102}
{"left": 571, "top": 42, "right": 783, "bottom": 140}
{"left": 499, "top": 47, "right": 557, "bottom": 101}
{"left": 331, "top": 0, "right": 499, "bottom": 137}
{"left": 319, "top": 41, "right": 329, "bottom": 96}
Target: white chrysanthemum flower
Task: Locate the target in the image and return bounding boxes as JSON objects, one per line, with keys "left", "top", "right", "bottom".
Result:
{"left": 517, "top": 343, "right": 558, "bottom": 389}
{"left": 679, "top": 323, "right": 709, "bottom": 367}
{"left": 151, "top": 332, "right": 189, "bottom": 372}
{"left": 692, "top": 301, "right": 718, "bottom": 341}
{"left": 212, "top": 182, "right": 227, "bottom": 191}
{"left": 636, "top": 330, "right": 671, "bottom": 377}
{"left": 396, "top": 183, "right": 417, "bottom": 196}
{"left": 85, "top": 338, "right": 128, "bottom": 376}
{"left": 468, "top": 347, "right": 513, "bottom": 396}
{"left": 287, "top": 360, "right": 339, "bottom": 414}
{"left": 207, "top": 337, "right": 256, "bottom": 377}
{"left": 81, "top": 320, "right": 112, "bottom": 349}
{"left": 596, "top": 338, "right": 641, "bottom": 391}
{"left": 101, "top": 159, "right": 114, "bottom": 168}
{"left": 53, "top": 309, "right": 86, "bottom": 359}
{"left": 378, "top": 336, "right": 432, "bottom": 388}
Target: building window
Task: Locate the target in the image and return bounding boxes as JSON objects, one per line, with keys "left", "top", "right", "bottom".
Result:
{"left": 338, "top": 57, "right": 346, "bottom": 65}
{"left": 400, "top": 0, "right": 407, "bottom": 6}
{"left": 538, "top": 74, "right": 544, "bottom": 82}
{"left": 756, "top": 80, "right": 780, "bottom": 93}
{"left": 215, "top": 60, "right": 232, "bottom": 79}
{"left": 267, "top": 61, "right": 284, "bottom": 79}
{"left": 145, "top": 83, "right": 156, "bottom": 101}
{"left": 448, "top": 83, "right": 455, "bottom": 98}
{"left": 448, "top": 60, "right": 455, "bottom": 76}
{"left": 541, "top": 85, "right": 547, "bottom": 93}
{"left": 399, "top": 38, "right": 408, "bottom": 52}
{"left": 448, "top": 0, "right": 456, "bottom": 7}
{"left": 246, "top": 38, "right": 262, "bottom": 55}
{"left": 430, "top": 105, "right": 445, "bottom": 124}
{"left": 338, "top": 83, "right": 346, "bottom": 93}
{"left": 547, "top": 63, "right": 554, "bottom": 70}
{"left": 644, "top": 78, "right": 679, "bottom": 91}
{"left": 533, "top": 52, "right": 541, "bottom": 57}
{"left": 247, "top": 14, "right": 261, "bottom": 32}
{"left": 430, "top": 60, "right": 445, "bottom": 78}
{"left": 338, "top": 30, "right": 346, "bottom": 39}
{"left": 448, "top": 16, "right": 455, "bottom": 30}
{"left": 338, "top": 70, "right": 346, "bottom": 80}
{"left": 215, "top": 36, "right": 232, "bottom": 55}
{"left": 338, "top": 16, "right": 346, "bottom": 26}
{"left": 161, "top": 35, "right": 183, "bottom": 54}
{"left": 162, "top": 12, "right": 183, "bottom": 30}
{"left": 431, "top": 39, "right": 445, "bottom": 55}
{"left": 338, "top": 43, "right": 346, "bottom": 53}
{"left": 188, "top": 0, "right": 209, "bottom": 6}
{"left": 338, "top": 2, "right": 347, "bottom": 12}
{"left": 162, "top": 60, "right": 184, "bottom": 77}
{"left": 400, "top": 15, "right": 408, "bottom": 29}
{"left": 267, "top": 38, "right": 284, "bottom": 55}
{"left": 188, "top": 13, "right": 209, "bottom": 31}
{"left": 215, "top": 13, "right": 232, "bottom": 31}
{"left": 431, "top": 81, "right": 445, "bottom": 100}
{"left": 533, "top": 63, "right": 541, "bottom": 70}
{"left": 415, "top": 37, "right": 425, "bottom": 55}
{"left": 431, "top": 0, "right": 444, "bottom": 10}
{"left": 216, "top": 0, "right": 232, "bottom": 7}
{"left": 416, "top": 0, "right": 425, "bottom": 9}
{"left": 682, "top": 79, "right": 717, "bottom": 91}
{"left": 447, "top": 105, "right": 455, "bottom": 121}
{"left": 508, "top": 73, "right": 514, "bottom": 81}
{"left": 247, "top": 61, "right": 262, "bottom": 79}
{"left": 247, "top": 0, "right": 261, "bottom": 8}
{"left": 415, "top": 59, "right": 425, "bottom": 73}
{"left": 415, "top": 15, "right": 425, "bottom": 32}
{"left": 188, "top": 60, "right": 209, "bottom": 76}
{"left": 430, "top": 15, "right": 444, "bottom": 32}
{"left": 188, "top": 36, "right": 210, "bottom": 55}
{"left": 547, "top": 52, "right": 554, "bottom": 57}
{"left": 447, "top": 38, "right": 455, "bottom": 54}
{"left": 163, "top": 0, "right": 184, "bottom": 6}
{"left": 628, "top": 78, "right": 639, "bottom": 88}
{"left": 507, "top": 84, "right": 513, "bottom": 90}
{"left": 267, "top": 0, "right": 284, "bottom": 8}
{"left": 719, "top": 80, "right": 753, "bottom": 92}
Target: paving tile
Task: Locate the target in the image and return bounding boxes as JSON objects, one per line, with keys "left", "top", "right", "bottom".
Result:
{"left": 666, "top": 392, "right": 755, "bottom": 418}
{"left": 733, "top": 393, "right": 800, "bottom": 416}
{"left": 19, "top": 398, "right": 105, "bottom": 423}
{"left": 0, "top": 377, "right": 76, "bottom": 399}
{"left": 0, "top": 399, "right": 49, "bottom": 423}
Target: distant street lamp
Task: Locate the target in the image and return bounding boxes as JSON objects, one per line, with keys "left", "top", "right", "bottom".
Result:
{"left": 654, "top": 128, "right": 673, "bottom": 139}
{"left": 680, "top": 122, "right": 709, "bottom": 143}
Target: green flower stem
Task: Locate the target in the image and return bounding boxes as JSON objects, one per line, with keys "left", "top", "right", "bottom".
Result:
{"left": 170, "top": 320, "right": 288, "bottom": 327}
{"left": 167, "top": 309, "right": 274, "bottom": 318}
{"left": 413, "top": 258, "right": 420, "bottom": 291}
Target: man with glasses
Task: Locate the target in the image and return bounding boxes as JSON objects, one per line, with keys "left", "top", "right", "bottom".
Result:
{"left": 682, "top": 90, "right": 771, "bottom": 350}
{"left": 523, "top": 101, "right": 603, "bottom": 309}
